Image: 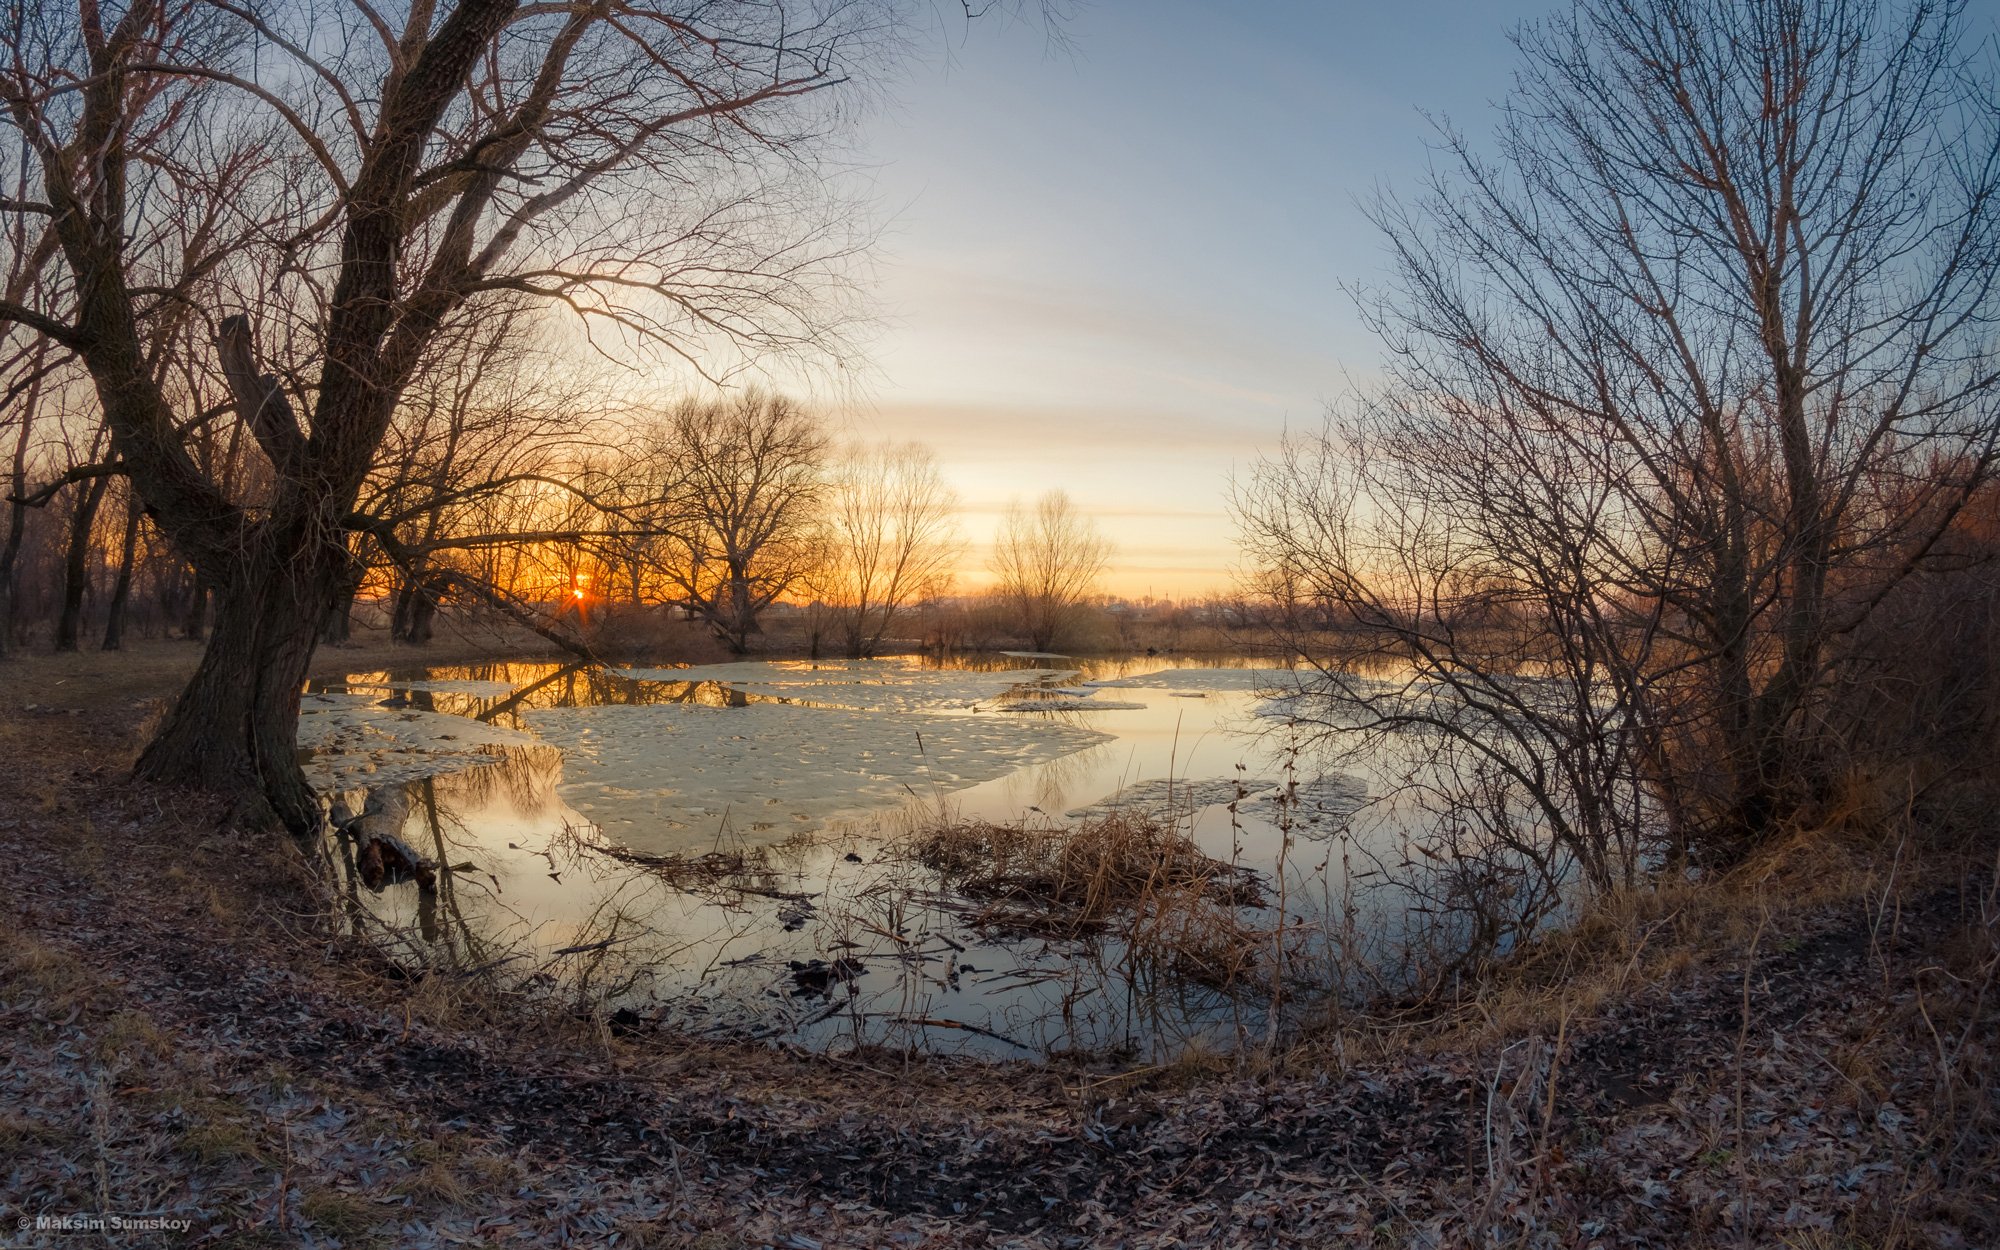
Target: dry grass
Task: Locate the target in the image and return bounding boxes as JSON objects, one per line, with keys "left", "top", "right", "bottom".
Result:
{"left": 913, "top": 813, "right": 1264, "bottom": 936}
{"left": 1272, "top": 765, "right": 2000, "bottom": 1248}
{"left": 902, "top": 811, "right": 1289, "bottom": 1022}
{"left": 0, "top": 931, "right": 95, "bottom": 1010}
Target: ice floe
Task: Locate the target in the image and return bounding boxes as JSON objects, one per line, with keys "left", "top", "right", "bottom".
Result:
{"left": 297, "top": 692, "right": 535, "bottom": 788}
{"left": 1085, "top": 666, "right": 1300, "bottom": 693}
{"left": 1065, "top": 776, "right": 1275, "bottom": 823}
{"left": 524, "top": 701, "right": 1111, "bottom": 848}
{"left": 1240, "top": 773, "right": 1371, "bottom": 830}
{"left": 619, "top": 658, "right": 1075, "bottom": 714}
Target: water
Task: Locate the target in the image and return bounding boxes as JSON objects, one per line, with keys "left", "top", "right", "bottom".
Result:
{"left": 302, "top": 652, "right": 1384, "bottom": 1058}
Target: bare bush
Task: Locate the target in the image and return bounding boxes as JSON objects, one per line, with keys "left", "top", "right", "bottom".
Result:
{"left": 643, "top": 390, "right": 829, "bottom": 652}
{"left": 991, "top": 489, "right": 1112, "bottom": 652}
{"left": 1237, "top": 0, "right": 2000, "bottom": 965}
{"left": 809, "top": 441, "right": 961, "bottom": 657}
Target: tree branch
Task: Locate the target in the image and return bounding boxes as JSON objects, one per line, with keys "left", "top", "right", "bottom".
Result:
{"left": 9, "top": 461, "right": 126, "bottom": 508}
{"left": 0, "top": 300, "right": 91, "bottom": 349}
{"left": 215, "top": 314, "right": 307, "bottom": 475}
{"left": 342, "top": 510, "right": 602, "bottom": 666}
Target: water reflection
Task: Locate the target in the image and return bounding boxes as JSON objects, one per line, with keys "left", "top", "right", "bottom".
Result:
{"left": 314, "top": 652, "right": 1399, "bottom": 1058}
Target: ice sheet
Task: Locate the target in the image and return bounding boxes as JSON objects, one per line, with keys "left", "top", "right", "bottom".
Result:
{"left": 297, "top": 692, "right": 534, "bottom": 787}
{"left": 1065, "top": 776, "right": 1276, "bottom": 823}
{"left": 1086, "top": 666, "right": 1299, "bottom": 693}
{"left": 620, "top": 658, "right": 1076, "bottom": 713}
{"left": 525, "top": 701, "right": 1112, "bottom": 847}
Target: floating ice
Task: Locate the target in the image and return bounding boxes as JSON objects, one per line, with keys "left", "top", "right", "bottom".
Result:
{"left": 1087, "top": 666, "right": 1299, "bottom": 693}
{"left": 1239, "top": 773, "right": 1371, "bottom": 830}
{"left": 1066, "top": 776, "right": 1277, "bottom": 823}
{"left": 297, "top": 693, "right": 534, "bottom": 787}
{"left": 525, "top": 701, "right": 1112, "bottom": 849}
{"left": 620, "top": 658, "right": 1076, "bottom": 714}
{"left": 992, "top": 698, "right": 1148, "bottom": 712}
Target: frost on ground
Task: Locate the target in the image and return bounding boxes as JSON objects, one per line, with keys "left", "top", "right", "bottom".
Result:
{"left": 296, "top": 692, "right": 534, "bottom": 788}
{"left": 1065, "top": 776, "right": 1274, "bottom": 823}
{"left": 621, "top": 658, "right": 1075, "bottom": 713}
{"left": 525, "top": 701, "right": 1111, "bottom": 846}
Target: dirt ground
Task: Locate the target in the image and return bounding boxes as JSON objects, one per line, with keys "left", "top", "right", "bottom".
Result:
{"left": 0, "top": 641, "right": 1994, "bottom": 1248}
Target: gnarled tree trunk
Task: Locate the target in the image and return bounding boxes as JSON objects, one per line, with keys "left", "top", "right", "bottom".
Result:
{"left": 137, "top": 515, "right": 346, "bottom": 832}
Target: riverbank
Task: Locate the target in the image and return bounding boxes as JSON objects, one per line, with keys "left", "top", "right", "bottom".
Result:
{"left": 2, "top": 647, "right": 1993, "bottom": 1247}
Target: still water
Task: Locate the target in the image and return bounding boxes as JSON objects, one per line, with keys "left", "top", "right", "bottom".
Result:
{"left": 300, "top": 652, "right": 1386, "bottom": 1058}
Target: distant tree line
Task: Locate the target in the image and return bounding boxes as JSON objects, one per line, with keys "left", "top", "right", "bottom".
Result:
{"left": 1, "top": 360, "right": 1130, "bottom": 662}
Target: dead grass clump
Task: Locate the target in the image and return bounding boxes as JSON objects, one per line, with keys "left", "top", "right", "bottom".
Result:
{"left": 1125, "top": 884, "right": 1276, "bottom": 993}
{"left": 0, "top": 931, "right": 99, "bottom": 1016}
{"left": 908, "top": 812, "right": 1286, "bottom": 1001}
{"left": 178, "top": 1118, "right": 265, "bottom": 1166}
{"left": 0, "top": 1112, "right": 75, "bottom": 1154}
{"left": 915, "top": 813, "right": 1265, "bottom": 939}
{"left": 394, "top": 1161, "right": 470, "bottom": 1205}
{"left": 93, "top": 1009, "right": 171, "bottom": 1065}
{"left": 298, "top": 1187, "right": 381, "bottom": 1239}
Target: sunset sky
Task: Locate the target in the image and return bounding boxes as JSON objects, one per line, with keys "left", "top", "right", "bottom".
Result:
{"left": 835, "top": 1, "right": 1554, "bottom": 598}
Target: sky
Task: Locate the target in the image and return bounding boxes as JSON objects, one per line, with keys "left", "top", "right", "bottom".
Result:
{"left": 827, "top": 0, "right": 1557, "bottom": 598}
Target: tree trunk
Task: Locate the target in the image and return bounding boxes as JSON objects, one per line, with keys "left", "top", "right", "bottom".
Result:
{"left": 407, "top": 574, "right": 445, "bottom": 644}
{"left": 726, "top": 571, "right": 756, "bottom": 652}
{"left": 182, "top": 575, "right": 209, "bottom": 640}
{"left": 0, "top": 382, "right": 36, "bottom": 659}
{"left": 322, "top": 594, "right": 355, "bottom": 644}
{"left": 321, "top": 552, "right": 363, "bottom": 644}
{"left": 101, "top": 497, "right": 141, "bottom": 651}
{"left": 137, "top": 517, "right": 342, "bottom": 835}
{"left": 54, "top": 473, "right": 111, "bottom": 652}
{"left": 391, "top": 571, "right": 419, "bottom": 641}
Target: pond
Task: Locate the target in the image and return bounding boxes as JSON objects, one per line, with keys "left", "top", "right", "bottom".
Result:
{"left": 299, "top": 652, "right": 1400, "bottom": 1059}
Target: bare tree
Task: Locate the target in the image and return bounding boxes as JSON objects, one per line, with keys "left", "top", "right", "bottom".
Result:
{"left": 648, "top": 390, "right": 827, "bottom": 652}
{"left": 811, "top": 441, "right": 960, "bottom": 657}
{"left": 344, "top": 303, "right": 609, "bottom": 646}
{"left": 99, "top": 485, "right": 142, "bottom": 650}
{"left": 0, "top": 165, "right": 65, "bottom": 657}
{"left": 0, "top": 0, "right": 898, "bottom": 832}
{"left": 50, "top": 420, "right": 110, "bottom": 651}
{"left": 990, "top": 489, "right": 1110, "bottom": 652}
{"left": 1237, "top": 0, "right": 2000, "bottom": 947}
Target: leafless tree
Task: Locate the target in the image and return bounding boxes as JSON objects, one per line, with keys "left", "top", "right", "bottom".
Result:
{"left": 99, "top": 483, "right": 143, "bottom": 650}
{"left": 342, "top": 303, "right": 611, "bottom": 646}
{"left": 0, "top": 338, "right": 56, "bottom": 654}
{"left": 990, "top": 489, "right": 1110, "bottom": 652}
{"left": 0, "top": 0, "right": 904, "bottom": 832}
{"left": 810, "top": 440, "right": 960, "bottom": 657}
{"left": 647, "top": 390, "right": 827, "bottom": 652}
{"left": 1237, "top": 0, "right": 2000, "bottom": 950}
